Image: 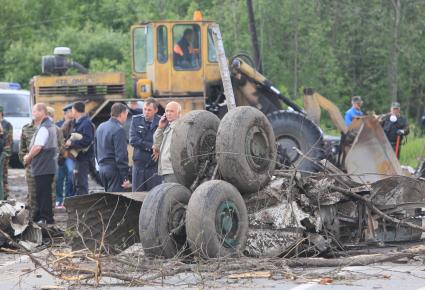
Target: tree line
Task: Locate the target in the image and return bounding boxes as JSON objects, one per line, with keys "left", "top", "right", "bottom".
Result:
{"left": 1, "top": 0, "right": 424, "bottom": 123}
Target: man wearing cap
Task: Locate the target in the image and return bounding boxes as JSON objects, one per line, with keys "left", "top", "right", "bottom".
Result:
{"left": 380, "top": 102, "right": 409, "bottom": 159}
{"left": 64, "top": 102, "right": 94, "bottom": 195}
{"left": 344, "top": 96, "right": 364, "bottom": 127}
{"left": 61, "top": 103, "right": 76, "bottom": 198}
{"left": 54, "top": 104, "right": 73, "bottom": 206}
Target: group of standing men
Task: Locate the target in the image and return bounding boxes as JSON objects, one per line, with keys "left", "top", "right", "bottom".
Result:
{"left": 19, "top": 96, "right": 182, "bottom": 225}
{"left": 95, "top": 98, "right": 181, "bottom": 192}
{"left": 344, "top": 96, "right": 409, "bottom": 158}
{"left": 20, "top": 102, "right": 95, "bottom": 224}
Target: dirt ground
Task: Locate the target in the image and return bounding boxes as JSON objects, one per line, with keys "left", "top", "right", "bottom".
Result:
{"left": 2, "top": 169, "right": 425, "bottom": 290}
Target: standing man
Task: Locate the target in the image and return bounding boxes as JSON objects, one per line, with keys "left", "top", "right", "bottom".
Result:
{"left": 55, "top": 104, "right": 73, "bottom": 206}
{"left": 0, "top": 106, "right": 13, "bottom": 198}
{"left": 19, "top": 119, "right": 37, "bottom": 219}
{"left": 152, "top": 101, "right": 181, "bottom": 183}
{"left": 65, "top": 102, "right": 94, "bottom": 196}
{"left": 130, "top": 98, "right": 161, "bottom": 191}
{"left": 23, "top": 103, "right": 57, "bottom": 224}
{"left": 61, "top": 104, "right": 76, "bottom": 198}
{"left": 95, "top": 103, "right": 131, "bottom": 192}
{"left": 344, "top": 96, "right": 364, "bottom": 127}
{"left": 46, "top": 107, "right": 65, "bottom": 208}
{"left": 380, "top": 102, "right": 409, "bottom": 159}
{"left": 128, "top": 100, "right": 143, "bottom": 115}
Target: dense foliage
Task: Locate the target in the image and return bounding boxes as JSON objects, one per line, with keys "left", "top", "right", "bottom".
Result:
{"left": 1, "top": 0, "right": 424, "bottom": 121}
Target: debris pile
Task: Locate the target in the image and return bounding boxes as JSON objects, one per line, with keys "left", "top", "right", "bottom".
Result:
{"left": 0, "top": 200, "right": 42, "bottom": 251}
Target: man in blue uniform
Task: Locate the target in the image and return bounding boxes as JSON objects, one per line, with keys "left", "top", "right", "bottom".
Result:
{"left": 344, "top": 96, "right": 364, "bottom": 127}
{"left": 130, "top": 98, "right": 161, "bottom": 192}
{"left": 95, "top": 103, "right": 131, "bottom": 192}
{"left": 65, "top": 102, "right": 94, "bottom": 195}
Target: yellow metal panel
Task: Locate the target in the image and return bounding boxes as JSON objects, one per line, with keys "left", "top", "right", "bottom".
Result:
{"left": 33, "top": 72, "right": 125, "bottom": 86}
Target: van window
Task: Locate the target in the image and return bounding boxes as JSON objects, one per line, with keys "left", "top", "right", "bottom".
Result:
{"left": 0, "top": 93, "right": 30, "bottom": 117}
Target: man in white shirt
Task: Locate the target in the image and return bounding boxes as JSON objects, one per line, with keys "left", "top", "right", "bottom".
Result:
{"left": 24, "top": 103, "right": 58, "bottom": 224}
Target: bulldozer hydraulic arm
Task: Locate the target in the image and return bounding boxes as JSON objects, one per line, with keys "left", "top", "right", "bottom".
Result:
{"left": 230, "top": 58, "right": 304, "bottom": 113}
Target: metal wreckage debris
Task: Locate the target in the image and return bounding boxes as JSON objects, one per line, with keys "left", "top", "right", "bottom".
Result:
{"left": 0, "top": 200, "right": 42, "bottom": 251}
{"left": 64, "top": 164, "right": 425, "bottom": 258}
{"left": 61, "top": 114, "right": 425, "bottom": 259}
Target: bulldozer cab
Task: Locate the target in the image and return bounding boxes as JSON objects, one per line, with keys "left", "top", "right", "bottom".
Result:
{"left": 131, "top": 18, "right": 221, "bottom": 112}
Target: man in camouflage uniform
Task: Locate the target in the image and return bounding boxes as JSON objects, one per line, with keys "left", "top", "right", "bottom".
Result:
{"left": 19, "top": 120, "right": 37, "bottom": 219}
{"left": 0, "top": 106, "right": 12, "bottom": 198}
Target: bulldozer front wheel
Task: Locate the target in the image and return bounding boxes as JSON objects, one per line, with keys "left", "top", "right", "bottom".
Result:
{"left": 171, "top": 110, "right": 220, "bottom": 188}
{"left": 139, "top": 183, "right": 191, "bottom": 258}
{"left": 267, "top": 110, "right": 324, "bottom": 173}
{"left": 216, "top": 106, "right": 276, "bottom": 194}
{"left": 186, "top": 180, "right": 248, "bottom": 258}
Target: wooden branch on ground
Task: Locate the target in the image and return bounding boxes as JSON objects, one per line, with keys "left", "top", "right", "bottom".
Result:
{"left": 286, "top": 245, "right": 425, "bottom": 268}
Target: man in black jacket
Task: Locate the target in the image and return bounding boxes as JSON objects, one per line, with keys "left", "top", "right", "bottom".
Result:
{"left": 95, "top": 103, "right": 131, "bottom": 192}
{"left": 380, "top": 101, "right": 409, "bottom": 159}
{"left": 65, "top": 102, "right": 94, "bottom": 195}
{"left": 130, "top": 98, "right": 161, "bottom": 191}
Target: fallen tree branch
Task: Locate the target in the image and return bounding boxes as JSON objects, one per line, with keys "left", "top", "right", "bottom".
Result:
{"left": 285, "top": 245, "right": 425, "bottom": 268}
{"left": 0, "top": 228, "right": 57, "bottom": 277}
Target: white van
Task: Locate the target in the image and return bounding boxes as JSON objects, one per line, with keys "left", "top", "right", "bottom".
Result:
{"left": 0, "top": 83, "right": 32, "bottom": 166}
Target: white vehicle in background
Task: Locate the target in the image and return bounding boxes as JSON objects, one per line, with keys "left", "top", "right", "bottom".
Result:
{"left": 0, "top": 83, "right": 32, "bottom": 167}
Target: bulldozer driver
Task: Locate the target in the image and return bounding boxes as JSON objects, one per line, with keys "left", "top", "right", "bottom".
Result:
{"left": 173, "top": 28, "right": 199, "bottom": 68}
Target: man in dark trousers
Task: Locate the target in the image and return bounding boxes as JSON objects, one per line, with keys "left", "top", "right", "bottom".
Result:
{"left": 380, "top": 101, "right": 409, "bottom": 159}
{"left": 65, "top": 102, "right": 94, "bottom": 195}
{"left": 95, "top": 103, "right": 131, "bottom": 192}
{"left": 130, "top": 98, "right": 161, "bottom": 191}
{"left": 23, "top": 103, "right": 57, "bottom": 224}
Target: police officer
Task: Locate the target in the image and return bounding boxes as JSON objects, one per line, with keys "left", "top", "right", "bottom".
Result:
{"left": 0, "top": 106, "right": 13, "bottom": 198}
{"left": 130, "top": 98, "right": 161, "bottom": 191}
{"left": 95, "top": 103, "right": 131, "bottom": 192}
{"left": 380, "top": 101, "right": 409, "bottom": 159}
{"left": 65, "top": 102, "right": 94, "bottom": 195}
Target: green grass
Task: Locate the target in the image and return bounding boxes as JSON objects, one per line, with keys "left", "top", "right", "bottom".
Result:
{"left": 399, "top": 136, "right": 425, "bottom": 168}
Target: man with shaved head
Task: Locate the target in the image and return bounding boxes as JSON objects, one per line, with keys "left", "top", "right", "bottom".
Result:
{"left": 152, "top": 101, "right": 181, "bottom": 183}
{"left": 24, "top": 103, "right": 58, "bottom": 224}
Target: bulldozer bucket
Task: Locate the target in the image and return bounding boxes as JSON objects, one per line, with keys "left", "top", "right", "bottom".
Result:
{"left": 344, "top": 116, "right": 403, "bottom": 184}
